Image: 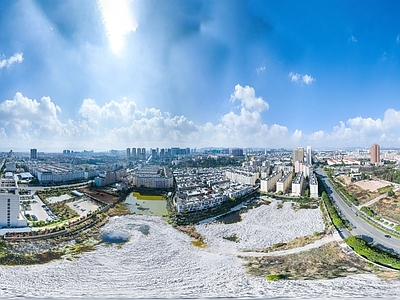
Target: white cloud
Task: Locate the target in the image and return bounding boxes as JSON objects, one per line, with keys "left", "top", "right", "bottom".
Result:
{"left": 256, "top": 66, "right": 266, "bottom": 74}
{"left": 350, "top": 35, "right": 357, "bottom": 42}
{"left": 302, "top": 74, "right": 315, "bottom": 85}
{"left": 0, "top": 53, "right": 24, "bottom": 69}
{"left": 289, "top": 72, "right": 315, "bottom": 85}
{"left": 230, "top": 84, "right": 269, "bottom": 112}
{"left": 289, "top": 71, "right": 300, "bottom": 82}
{"left": 397, "top": 35, "right": 400, "bottom": 43}
{"left": 0, "top": 92, "right": 65, "bottom": 139}
{"left": 4, "top": 88, "right": 400, "bottom": 151}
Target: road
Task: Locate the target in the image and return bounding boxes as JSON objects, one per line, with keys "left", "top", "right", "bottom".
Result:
{"left": 316, "top": 167, "right": 400, "bottom": 255}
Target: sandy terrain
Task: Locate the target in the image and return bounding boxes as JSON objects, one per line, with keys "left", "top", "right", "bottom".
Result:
{"left": 1, "top": 201, "right": 400, "bottom": 298}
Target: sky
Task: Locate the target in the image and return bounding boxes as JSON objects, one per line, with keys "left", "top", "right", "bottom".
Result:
{"left": 2, "top": 0, "right": 400, "bottom": 152}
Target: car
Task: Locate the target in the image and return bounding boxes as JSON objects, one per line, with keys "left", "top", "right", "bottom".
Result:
{"left": 384, "top": 234, "right": 391, "bottom": 239}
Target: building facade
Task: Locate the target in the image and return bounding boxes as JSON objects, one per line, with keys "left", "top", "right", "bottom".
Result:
{"left": 276, "top": 172, "right": 292, "bottom": 193}
{"left": 0, "top": 178, "right": 26, "bottom": 228}
{"left": 370, "top": 143, "right": 380, "bottom": 165}
{"left": 292, "top": 147, "right": 304, "bottom": 164}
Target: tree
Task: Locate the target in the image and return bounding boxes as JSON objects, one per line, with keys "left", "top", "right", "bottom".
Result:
{"left": 388, "top": 189, "right": 395, "bottom": 197}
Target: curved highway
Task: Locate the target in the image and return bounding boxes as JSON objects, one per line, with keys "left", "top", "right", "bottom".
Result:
{"left": 316, "top": 167, "right": 400, "bottom": 255}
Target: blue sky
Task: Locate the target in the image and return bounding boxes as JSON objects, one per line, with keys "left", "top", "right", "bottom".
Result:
{"left": 1, "top": 0, "right": 400, "bottom": 152}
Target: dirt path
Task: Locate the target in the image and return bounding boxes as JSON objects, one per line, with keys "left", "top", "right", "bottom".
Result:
{"left": 205, "top": 233, "right": 338, "bottom": 257}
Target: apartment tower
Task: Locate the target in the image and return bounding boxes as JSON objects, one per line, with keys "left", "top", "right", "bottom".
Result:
{"left": 370, "top": 143, "right": 380, "bottom": 165}
{"left": 292, "top": 147, "right": 304, "bottom": 165}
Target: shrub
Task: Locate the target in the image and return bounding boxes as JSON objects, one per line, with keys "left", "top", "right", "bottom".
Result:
{"left": 266, "top": 274, "right": 283, "bottom": 281}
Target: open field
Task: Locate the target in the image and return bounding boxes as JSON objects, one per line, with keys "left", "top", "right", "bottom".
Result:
{"left": 244, "top": 242, "right": 381, "bottom": 280}
{"left": 370, "top": 192, "right": 400, "bottom": 223}
{"left": 354, "top": 180, "right": 391, "bottom": 192}
{"left": 343, "top": 183, "right": 381, "bottom": 205}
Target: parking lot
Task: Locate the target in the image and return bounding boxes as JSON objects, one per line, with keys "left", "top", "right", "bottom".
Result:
{"left": 23, "top": 195, "right": 56, "bottom": 222}
{"left": 67, "top": 197, "right": 101, "bottom": 217}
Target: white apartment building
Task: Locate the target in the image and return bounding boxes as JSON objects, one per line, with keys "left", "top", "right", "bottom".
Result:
{"left": 260, "top": 170, "right": 282, "bottom": 192}
{"left": 0, "top": 178, "right": 27, "bottom": 228}
{"left": 225, "top": 169, "right": 258, "bottom": 186}
{"left": 132, "top": 166, "right": 174, "bottom": 189}
{"left": 30, "top": 164, "right": 85, "bottom": 183}
{"left": 292, "top": 172, "right": 305, "bottom": 196}
{"left": 276, "top": 172, "right": 292, "bottom": 193}
{"left": 310, "top": 173, "right": 319, "bottom": 199}
{"left": 294, "top": 161, "right": 312, "bottom": 178}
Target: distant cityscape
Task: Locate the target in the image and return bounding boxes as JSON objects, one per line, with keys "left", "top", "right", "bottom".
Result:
{"left": 0, "top": 142, "right": 394, "bottom": 235}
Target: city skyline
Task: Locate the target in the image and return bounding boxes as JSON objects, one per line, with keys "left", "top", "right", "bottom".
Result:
{"left": 1, "top": 1, "right": 400, "bottom": 152}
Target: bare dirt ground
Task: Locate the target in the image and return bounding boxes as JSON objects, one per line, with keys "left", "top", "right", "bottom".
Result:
{"left": 345, "top": 184, "right": 381, "bottom": 205}
{"left": 243, "top": 242, "right": 396, "bottom": 280}
{"left": 78, "top": 187, "right": 119, "bottom": 204}
{"left": 370, "top": 192, "right": 400, "bottom": 223}
{"left": 354, "top": 180, "right": 391, "bottom": 192}
{"left": 337, "top": 175, "right": 352, "bottom": 185}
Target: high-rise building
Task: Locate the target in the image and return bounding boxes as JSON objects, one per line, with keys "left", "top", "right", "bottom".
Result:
{"left": 292, "top": 147, "right": 304, "bottom": 164}
{"left": 370, "top": 143, "right": 380, "bottom": 165}
{"left": 30, "top": 148, "right": 38, "bottom": 159}
{"left": 131, "top": 148, "right": 136, "bottom": 159}
{"left": 306, "top": 146, "right": 312, "bottom": 165}
{"left": 126, "top": 148, "right": 131, "bottom": 159}
{"left": 0, "top": 178, "right": 22, "bottom": 228}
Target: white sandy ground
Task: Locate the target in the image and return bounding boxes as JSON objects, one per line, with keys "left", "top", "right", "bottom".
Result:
{"left": 1, "top": 202, "right": 400, "bottom": 298}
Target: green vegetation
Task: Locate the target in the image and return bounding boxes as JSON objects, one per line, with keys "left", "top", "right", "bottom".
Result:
{"left": 266, "top": 274, "right": 284, "bottom": 281}
{"left": 345, "top": 236, "right": 400, "bottom": 269}
{"left": 321, "top": 191, "right": 344, "bottom": 228}
{"left": 360, "top": 206, "right": 375, "bottom": 217}
{"left": 388, "top": 189, "right": 395, "bottom": 197}
{"left": 326, "top": 171, "right": 359, "bottom": 206}
{"left": 48, "top": 201, "right": 79, "bottom": 221}
{"left": 379, "top": 168, "right": 400, "bottom": 184}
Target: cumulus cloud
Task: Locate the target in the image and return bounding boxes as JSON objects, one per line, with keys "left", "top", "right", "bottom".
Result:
{"left": 4, "top": 88, "right": 400, "bottom": 151}
{"left": 289, "top": 72, "right": 300, "bottom": 82}
{"left": 230, "top": 84, "right": 269, "bottom": 112}
{"left": 289, "top": 72, "right": 315, "bottom": 85}
{"left": 0, "top": 53, "right": 24, "bottom": 69}
{"left": 0, "top": 92, "right": 64, "bottom": 136}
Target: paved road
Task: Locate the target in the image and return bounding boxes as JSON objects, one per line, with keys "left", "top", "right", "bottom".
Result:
{"left": 316, "top": 167, "right": 400, "bottom": 255}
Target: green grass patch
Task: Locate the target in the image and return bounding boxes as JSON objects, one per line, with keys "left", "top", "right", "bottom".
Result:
{"left": 345, "top": 236, "right": 400, "bottom": 269}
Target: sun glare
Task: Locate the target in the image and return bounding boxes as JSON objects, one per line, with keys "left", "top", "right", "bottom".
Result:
{"left": 99, "top": 0, "right": 138, "bottom": 54}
